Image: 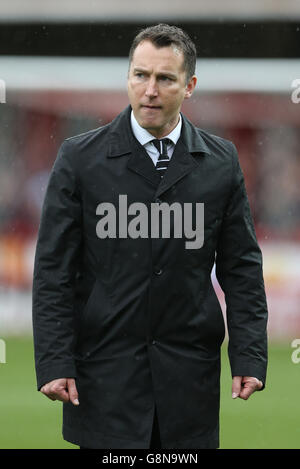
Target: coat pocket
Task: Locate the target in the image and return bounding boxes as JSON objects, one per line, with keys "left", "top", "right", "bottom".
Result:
{"left": 74, "top": 276, "right": 113, "bottom": 359}
{"left": 75, "top": 277, "right": 112, "bottom": 356}
{"left": 81, "top": 277, "right": 111, "bottom": 329}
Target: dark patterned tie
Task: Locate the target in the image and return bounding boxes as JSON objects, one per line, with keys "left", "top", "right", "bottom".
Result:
{"left": 152, "top": 138, "right": 171, "bottom": 178}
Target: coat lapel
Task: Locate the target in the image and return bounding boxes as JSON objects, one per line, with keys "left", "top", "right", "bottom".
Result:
{"left": 107, "top": 106, "right": 161, "bottom": 188}
{"left": 106, "top": 106, "right": 212, "bottom": 195}
{"left": 126, "top": 142, "right": 161, "bottom": 188}
{"left": 155, "top": 114, "right": 211, "bottom": 198}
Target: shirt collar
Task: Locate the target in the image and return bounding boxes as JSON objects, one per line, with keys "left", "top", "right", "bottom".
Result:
{"left": 130, "top": 110, "right": 182, "bottom": 147}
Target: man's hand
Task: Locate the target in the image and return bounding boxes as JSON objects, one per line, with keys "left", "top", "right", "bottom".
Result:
{"left": 232, "top": 376, "right": 263, "bottom": 400}
{"left": 40, "top": 378, "right": 79, "bottom": 405}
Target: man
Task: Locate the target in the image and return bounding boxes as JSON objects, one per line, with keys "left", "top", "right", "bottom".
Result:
{"left": 32, "top": 24, "right": 268, "bottom": 449}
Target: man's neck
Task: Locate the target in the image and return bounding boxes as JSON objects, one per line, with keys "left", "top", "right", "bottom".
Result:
{"left": 130, "top": 111, "right": 182, "bottom": 145}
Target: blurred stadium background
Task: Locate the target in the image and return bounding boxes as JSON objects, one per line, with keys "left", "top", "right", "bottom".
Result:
{"left": 0, "top": 0, "right": 299, "bottom": 449}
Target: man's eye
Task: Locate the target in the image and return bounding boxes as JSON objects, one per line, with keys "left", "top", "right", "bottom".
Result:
{"left": 136, "top": 73, "right": 144, "bottom": 78}
{"left": 159, "top": 76, "right": 172, "bottom": 82}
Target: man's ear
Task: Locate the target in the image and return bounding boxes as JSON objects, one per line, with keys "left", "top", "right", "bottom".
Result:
{"left": 184, "top": 75, "right": 197, "bottom": 99}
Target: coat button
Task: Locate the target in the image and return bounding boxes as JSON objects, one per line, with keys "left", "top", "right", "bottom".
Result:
{"left": 154, "top": 268, "right": 163, "bottom": 276}
{"left": 151, "top": 340, "right": 156, "bottom": 345}
{"left": 155, "top": 198, "right": 162, "bottom": 204}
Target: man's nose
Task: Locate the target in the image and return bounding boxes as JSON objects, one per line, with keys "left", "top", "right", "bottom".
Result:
{"left": 145, "top": 78, "right": 158, "bottom": 98}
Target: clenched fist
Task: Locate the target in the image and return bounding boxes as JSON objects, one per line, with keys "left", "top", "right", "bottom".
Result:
{"left": 232, "top": 376, "right": 263, "bottom": 400}
{"left": 40, "top": 378, "right": 79, "bottom": 405}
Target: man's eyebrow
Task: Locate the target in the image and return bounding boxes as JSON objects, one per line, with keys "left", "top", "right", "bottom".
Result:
{"left": 133, "top": 67, "right": 177, "bottom": 79}
{"left": 133, "top": 67, "right": 148, "bottom": 73}
{"left": 158, "top": 72, "right": 177, "bottom": 79}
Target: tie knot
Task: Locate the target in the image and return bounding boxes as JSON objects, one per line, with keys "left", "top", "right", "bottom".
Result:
{"left": 151, "top": 138, "right": 171, "bottom": 155}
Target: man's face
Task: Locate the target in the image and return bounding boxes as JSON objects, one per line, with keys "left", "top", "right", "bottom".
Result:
{"left": 127, "top": 40, "right": 197, "bottom": 139}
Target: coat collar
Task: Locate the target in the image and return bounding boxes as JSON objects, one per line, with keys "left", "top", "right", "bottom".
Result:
{"left": 106, "top": 105, "right": 211, "bottom": 195}
{"left": 107, "top": 105, "right": 211, "bottom": 157}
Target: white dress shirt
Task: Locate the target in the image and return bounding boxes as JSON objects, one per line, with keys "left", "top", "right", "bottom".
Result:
{"left": 130, "top": 110, "right": 182, "bottom": 166}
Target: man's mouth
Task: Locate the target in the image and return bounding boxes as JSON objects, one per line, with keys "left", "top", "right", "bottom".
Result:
{"left": 141, "top": 105, "right": 161, "bottom": 110}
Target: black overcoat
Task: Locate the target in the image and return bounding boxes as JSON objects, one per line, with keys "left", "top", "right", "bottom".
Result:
{"left": 32, "top": 105, "right": 268, "bottom": 449}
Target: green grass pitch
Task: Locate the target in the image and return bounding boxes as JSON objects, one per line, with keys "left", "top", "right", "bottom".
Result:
{"left": 0, "top": 337, "right": 299, "bottom": 449}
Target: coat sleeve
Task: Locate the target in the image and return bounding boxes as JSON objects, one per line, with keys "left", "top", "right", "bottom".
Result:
{"left": 215, "top": 142, "right": 268, "bottom": 387}
{"left": 32, "top": 139, "right": 82, "bottom": 390}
